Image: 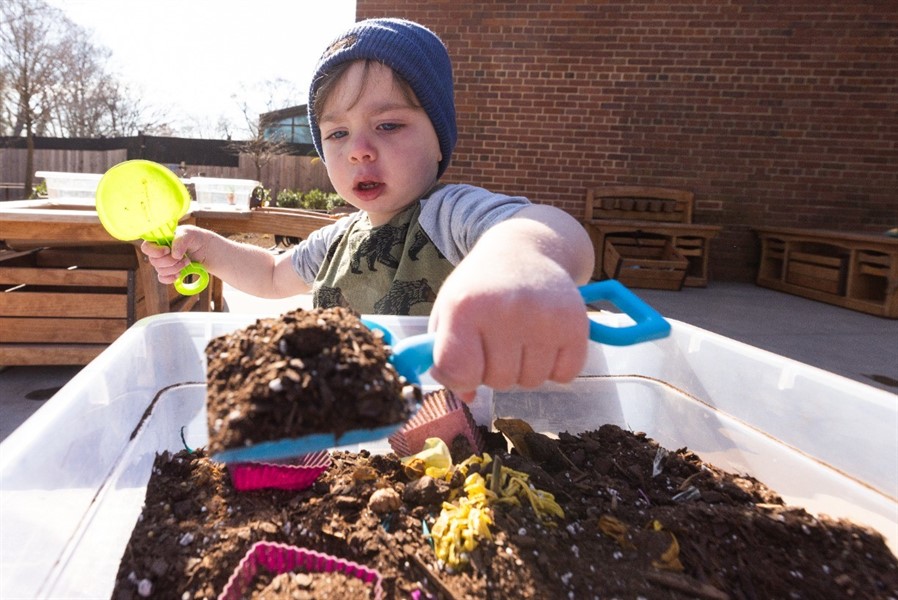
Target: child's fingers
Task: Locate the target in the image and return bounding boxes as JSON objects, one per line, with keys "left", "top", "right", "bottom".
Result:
{"left": 516, "top": 346, "right": 559, "bottom": 389}
{"left": 548, "top": 344, "right": 587, "bottom": 384}
{"left": 139, "top": 239, "right": 169, "bottom": 258}
{"left": 431, "top": 313, "right": 588, "bottom": 395}
{"left": 429, "top": 324, "right": 485, "bottom": 398}
{"left": 139, "top": 240, "right": 189, "bottom": 283}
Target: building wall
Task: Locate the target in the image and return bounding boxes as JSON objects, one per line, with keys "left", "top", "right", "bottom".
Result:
{"left": 356, "top": 1, "right": 898, "bottom": 281}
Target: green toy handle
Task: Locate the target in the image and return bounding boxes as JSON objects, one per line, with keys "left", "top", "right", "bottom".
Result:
{"left": 173, "top": 262, "right": 209, "bottom": 296}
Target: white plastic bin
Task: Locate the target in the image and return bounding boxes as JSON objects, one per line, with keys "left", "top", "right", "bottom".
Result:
{"left": 188, "top": 176, "right": 259, "bottom": 210}
{"left": 0, "top": 312, "right": 896, "bottom": 598}
{"left": 35, "top": 171, "right": 103, "bottom": 199}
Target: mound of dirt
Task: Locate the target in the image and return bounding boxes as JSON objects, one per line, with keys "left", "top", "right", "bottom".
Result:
{"left": 205, "top": 307, "right": 414, "bottom": 455}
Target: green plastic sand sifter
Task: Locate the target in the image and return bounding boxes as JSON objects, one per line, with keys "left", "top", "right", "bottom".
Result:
{"left": 95, "top": 159, "right": 209, "bottom": 295}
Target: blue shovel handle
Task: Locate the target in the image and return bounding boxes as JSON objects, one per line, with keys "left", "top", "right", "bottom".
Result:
{"left": 369, "top": 280, "right": 670, "bottom": 385}
{"left": 578, "top": 279, "right": 671, "bottom": 346}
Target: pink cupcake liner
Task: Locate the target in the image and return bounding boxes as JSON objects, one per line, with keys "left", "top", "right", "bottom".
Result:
{"left": 218, "top": 541, "right": 383, "bottom": 600}
{"left": 227, "top": 451, "right": 331, "bottom": 491}
{"left": 389, "top": 389, "right": 484, "bottom": 457}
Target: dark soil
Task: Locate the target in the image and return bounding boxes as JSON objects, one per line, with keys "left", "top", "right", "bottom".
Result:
{"left": 248, "top": 569, "right": 374, "bottom": 599}
{"left": 112, "top": 426, "right": 898, "bottom": 599}
{"left": 111, "top": 307, "right": 898, "bottom": 599}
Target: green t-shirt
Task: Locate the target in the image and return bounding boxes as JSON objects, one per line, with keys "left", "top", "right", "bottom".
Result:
{"left": 292, "top": 183, "right": 532, "bottom": 316}
{"left": 312, "top": 202, "right": 454, "bottom": 315}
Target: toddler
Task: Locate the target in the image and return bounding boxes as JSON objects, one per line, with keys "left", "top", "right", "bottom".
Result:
{"left": 142, "top": 18, "right": 595, "bottom": 399}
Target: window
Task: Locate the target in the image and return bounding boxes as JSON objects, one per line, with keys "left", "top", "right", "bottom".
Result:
{"left": 261, "top": 106, "right": 312, "bottom": 145}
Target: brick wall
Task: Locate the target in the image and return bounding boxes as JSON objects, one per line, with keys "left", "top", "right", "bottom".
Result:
{"left": 356, "top": 1, "right": 897, "bottom": 281}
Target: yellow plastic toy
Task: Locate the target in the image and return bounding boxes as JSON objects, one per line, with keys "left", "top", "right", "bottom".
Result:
{"left": 95, "top": 160, "right": 208, "bottom": 295}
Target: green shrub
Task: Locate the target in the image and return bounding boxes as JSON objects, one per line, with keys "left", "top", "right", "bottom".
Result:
{"left": 276, "top": 189, "right": 305, "bottom": 209}
{"left": 302, "top": 188, "right": 332, "bottom": 211}
{"left": 29, "top": 181, "right": 47, "bottom": 199}
{"left": 323, "top": 192, "right": 346, "bottom": 212}
{"left": 275, "top": 188, "right": 345, "bottom": 212}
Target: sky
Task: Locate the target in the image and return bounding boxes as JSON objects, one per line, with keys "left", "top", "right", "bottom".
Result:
{"left": 45, "top": 0, "right": 357, "bottom": 137}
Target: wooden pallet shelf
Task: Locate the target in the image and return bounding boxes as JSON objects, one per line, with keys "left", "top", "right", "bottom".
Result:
{"left": 603, "top": 234, "right": 688, "bottom": 291}
{"left": 0, "top": 199, "right": 340, "bottom": 365}
{"left": 755, "top": 227, "right": 898, "bottom": 318}
{"left": 0, "top": 245, "right": 218, "bottom": 365}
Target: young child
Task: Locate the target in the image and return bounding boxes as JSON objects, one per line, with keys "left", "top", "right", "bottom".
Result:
{"left": 142, "top": 18, "right": 595, "bottom": 400}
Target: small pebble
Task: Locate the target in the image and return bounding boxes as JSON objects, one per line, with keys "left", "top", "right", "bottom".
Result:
{"left": 368, "top": 487, "right": 402, "bottom": 514}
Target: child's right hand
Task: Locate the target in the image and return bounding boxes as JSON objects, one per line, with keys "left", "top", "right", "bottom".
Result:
{"left": 140, "top": 225, "right": 210, "bottom": 284}
{"left": 427, "top": 255, "right": 591, "bottom": 403}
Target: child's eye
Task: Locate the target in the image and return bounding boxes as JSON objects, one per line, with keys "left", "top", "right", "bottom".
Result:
{"left": 325, "top": 130, "right": 347, "bottom": 140}
{"left": 378, "top": 122, "right": 402, "bottom": 132}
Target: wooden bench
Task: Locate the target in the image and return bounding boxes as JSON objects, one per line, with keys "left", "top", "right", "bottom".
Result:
{"left": 581, "top": 186, "right": 721, "bottom": 288}
{"left": 755, "top": 226, "right": 898, "bottom": 318}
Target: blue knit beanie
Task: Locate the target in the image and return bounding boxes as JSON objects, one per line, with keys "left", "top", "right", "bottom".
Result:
{"left": 308, "top": 18, "right": 457, "bottom": 179}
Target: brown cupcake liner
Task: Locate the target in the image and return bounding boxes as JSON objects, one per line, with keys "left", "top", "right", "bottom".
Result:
{"left": 218, "top": 541, "right": 383, "bottom": 600}
{"left": 227, "top": 450, "right": 330, "bottom": 491}
{"left": 389, "top": 389, "right": 484, "bottom": 457}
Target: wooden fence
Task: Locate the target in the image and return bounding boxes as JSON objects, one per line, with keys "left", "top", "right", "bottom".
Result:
{"left": 0, "top": 147, "right": 334, "bottom": 200}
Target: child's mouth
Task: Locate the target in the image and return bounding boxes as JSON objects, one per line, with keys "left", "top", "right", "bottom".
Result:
{"left": 356, "top": 181, "right": 381, "bottom": 191}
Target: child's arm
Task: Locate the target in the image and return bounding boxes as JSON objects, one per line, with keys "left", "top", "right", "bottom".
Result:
{"left": 428, "top": 204, "right": 596, "bottom": 400}
{"left": 140, "top": 225, "right": 311, "bottom": 299}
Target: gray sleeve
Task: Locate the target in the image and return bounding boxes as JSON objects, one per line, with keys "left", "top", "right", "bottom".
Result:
{"left": 418, "top": 184, "right": 531, "bottom": 265}
{"left": 290, "top": 214, "right": 358, "bottom": 284}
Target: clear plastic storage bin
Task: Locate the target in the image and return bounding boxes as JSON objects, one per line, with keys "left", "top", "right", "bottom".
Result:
{"left": 1, "top": 312, "right": 895, "bottom": 598}
{"left": 35, "top": 171, "right": 103, "bottom": 199}
{"left": 188, "top": 176, "right": 259, "bottom": 210}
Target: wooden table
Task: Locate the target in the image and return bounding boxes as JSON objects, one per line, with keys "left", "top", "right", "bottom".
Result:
{"left": 191, "top": 206, "right": 339, "bottom": 240}
{"left": 0, "top": 200, "right": 339, "bottom": 364}
{"left": 755, "top": 226, "right": 898, "bottom": 318}
{"left": 0, "top": 199, "right": 219, "bottom": 364}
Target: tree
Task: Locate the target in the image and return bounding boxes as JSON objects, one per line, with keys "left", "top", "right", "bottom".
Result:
{"left": 0, "top": 0, "right": 173, "bottom": 191}
{"left": 99, "top": 80, "right": 175, "bottom": 137}
{"left": 45, "top": 34, "right": 110, "bottom": 137}
{"left": 0, "top": 0, "right": 70, "bottom": 195}
{"left": 225, "top": 78, "right": 301, "bottom": 183}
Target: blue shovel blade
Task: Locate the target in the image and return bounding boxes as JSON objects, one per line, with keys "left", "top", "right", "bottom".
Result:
{"left": 212, "top": 421, "right": 411, "bottom": 464}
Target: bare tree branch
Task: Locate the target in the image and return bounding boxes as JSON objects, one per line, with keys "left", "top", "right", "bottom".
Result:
{"left": 0, "top": 0, "right": 69, "bottom": 193}
{"left": 226, "top": 78, "right": 302, "bottom": 182}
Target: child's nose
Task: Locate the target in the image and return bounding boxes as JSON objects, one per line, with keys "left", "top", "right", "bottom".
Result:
{"left": 348, "top": 133, "right": 376, "bottom": 163}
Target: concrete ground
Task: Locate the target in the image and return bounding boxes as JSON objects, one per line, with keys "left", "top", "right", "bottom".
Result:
{"left": 1, "top": 281, "right": 896, "bottom": 443}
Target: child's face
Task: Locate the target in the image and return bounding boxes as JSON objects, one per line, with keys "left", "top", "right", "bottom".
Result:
{"left": 318, "top": 61, "right": 442, "bottom": 226}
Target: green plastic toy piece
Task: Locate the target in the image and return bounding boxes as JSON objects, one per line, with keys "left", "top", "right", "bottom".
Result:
{"left": 95, "top": 160, "right": 209, "bottom": 296}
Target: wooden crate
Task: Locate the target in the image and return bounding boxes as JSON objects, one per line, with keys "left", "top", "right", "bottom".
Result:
{"left": 603, "top": 236, "right": 688, "bottom": 291}
{"left": 785, "top": 250, "right": 848, "bottom": 296}
{"left": 0, "top": 245, "right": 143, "bottom": 365}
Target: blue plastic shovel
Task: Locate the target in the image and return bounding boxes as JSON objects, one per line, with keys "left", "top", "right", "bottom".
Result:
{"left": 212, "top": 279, "right": 669, "bottom": 464}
